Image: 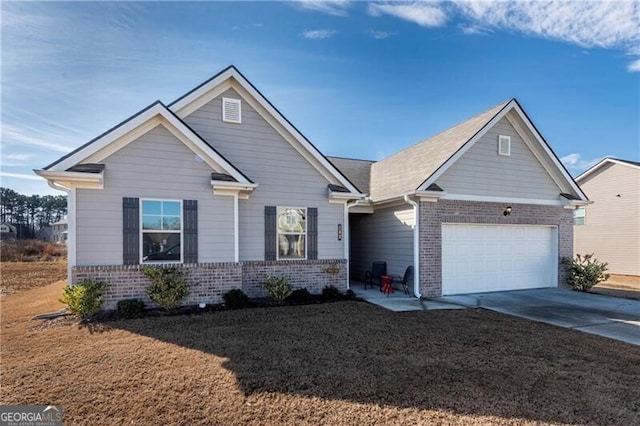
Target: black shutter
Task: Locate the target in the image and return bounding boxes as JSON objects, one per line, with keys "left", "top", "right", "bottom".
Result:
{"left": 123, "top": 197, "right": 139, "bottom": 265}
{"left": 183, "top": 200, "right": 198, "bottom": 263}
{"left": 265, "top": 206, "right": 277, "bottom": 261}
{"left": 307, "top": 207, "right": 318, "bottom": 260}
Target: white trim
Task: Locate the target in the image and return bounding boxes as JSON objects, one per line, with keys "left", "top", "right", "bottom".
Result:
{"left": 344, "top": 202, "right": 350, "bottom": 289}
{"left": 233, "top": 193, "right": 239, "bottom": 263}
{"left": 403, "top": 195, "right": 421, "bottom": 298}
{"left": 34, "top": 169, "right": 103, "bottom": 189}
{"left": 139, "top": 198, "right": 184, "bottom": 264}
{"left": 576, "top": 157, "right": 640, "bottom": 183}
{"left": 441, "top": 193, "right": 565, "bottom": 206}
{"left": 510, "top": 103, "right": 587, "bottom": 200}
{"left": 45, "top": 103, "right": 253, "bottom": 186}
{"left": 418, "top": 100, "right": 515, "bottom": 191}
{"left": 418, "top": 100, "right": 588, "bottom": 202}
{"left": 222, "top": 97, "right": 242, "bottom": 123}
{"left": 171, "top": 67, "right": 362, "bottom": 196}
{"left": 67, "top": 187, "right": 76, "bottom": 281}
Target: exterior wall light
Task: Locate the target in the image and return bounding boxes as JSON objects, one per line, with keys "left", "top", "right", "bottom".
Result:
{"left": 338, "top": 224, "right": 343, "bottom": 241}
{"left": 503, "top": 206, "right": 512, "bottom": 216}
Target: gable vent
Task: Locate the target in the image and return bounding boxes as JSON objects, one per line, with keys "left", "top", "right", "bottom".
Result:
{"left": 498, "top": 135, "right": 511, "bottom": 156}
{"left": 222, "top": 97, "right": 241, "bottom": 123}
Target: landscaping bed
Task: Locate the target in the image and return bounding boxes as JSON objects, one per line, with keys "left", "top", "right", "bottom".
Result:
{"left": 2, "top": 281, "right": 639, "bottom": 425}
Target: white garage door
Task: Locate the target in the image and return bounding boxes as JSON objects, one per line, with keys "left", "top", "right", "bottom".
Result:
{"left": 442, "top": 224, "right": 557, "bottom": 295}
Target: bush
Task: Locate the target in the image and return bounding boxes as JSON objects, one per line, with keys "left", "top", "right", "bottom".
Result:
{"left": 287, "top": 288, "right": 312, "bottom": 304}
{"left": 142, "top": 265, "right": 190, "bottom": 310}
{"left": 263, "top": 275, "right": 293, "bottom": 303}
{"left": 562, "top": 253, "right": 610, "bottom": 291}
{"left": 61, "top": 278, "right": 108, "bottom": 319}
{"left": 223, "top": 289, "right": 251, "bottom": 309}
{"left": 1, "top": 240, "right": 66, "bottom": 262}
{"left": 117, "top": 299, "right": 145, "bottom": 318}
{"left": 321, "top": 285, "right": 342, "bottom": 301}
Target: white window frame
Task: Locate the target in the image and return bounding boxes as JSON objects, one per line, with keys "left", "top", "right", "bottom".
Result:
{"left": 277, "top": 206, "right": 307, "bottom": 260}
{"left": 498, "top": 135, "right": 511, "bottom": 156}
{"left": 222, "top": 97, "right": 242, "bottom": 124}
{"left": 140, "top": 198, "right": 183, "bottom": 264}
{"left": 573, "top": 207, "right": 586, "bottom": 226}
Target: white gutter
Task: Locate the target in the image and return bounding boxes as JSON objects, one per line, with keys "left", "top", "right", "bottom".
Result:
{"left": 404, "top": 195, "right": 421, "bottom": 298}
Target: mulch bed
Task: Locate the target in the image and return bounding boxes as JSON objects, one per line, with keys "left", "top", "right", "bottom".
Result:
{"left": 2, "top": 281, "right": 640, "bottom": 426}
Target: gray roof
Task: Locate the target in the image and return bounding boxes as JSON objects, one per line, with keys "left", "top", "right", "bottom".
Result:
{"left": 369, "top": 100, "right": 510, "bottom": 201}
{"left": 326, "top": 156, "right": 375, "bottom": 195}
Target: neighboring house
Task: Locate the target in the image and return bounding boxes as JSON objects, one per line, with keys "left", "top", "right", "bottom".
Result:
{"left": 0, "top": 223, "right": 17, "bottom": 240}
{"left": 35, "top": 66, "right": 588, "bottom": 309}
{"left": 574, "top": 158, "right": 640, "bottom": 276}
{"left": 35, "top": 226, "right": 53, "bottom": 241}
{"left": 51, "top": 218, "right": 68, "bottom": 243}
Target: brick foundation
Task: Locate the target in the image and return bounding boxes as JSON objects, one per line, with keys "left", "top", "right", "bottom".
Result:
{"left": 419, "top": 200, "right": 573, "bottom": 297}
{"left": 72, "top": 259, "right": 347, "bottom": 310}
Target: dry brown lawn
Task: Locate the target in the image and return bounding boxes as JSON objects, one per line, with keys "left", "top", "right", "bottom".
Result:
{"left": 0, "top": 261, "right": 67, "bottom": 296}
{"left": 2, "top": 282, "right": 640, "bottom": 425}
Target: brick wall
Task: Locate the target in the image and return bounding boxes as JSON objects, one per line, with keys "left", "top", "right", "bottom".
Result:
{"left": 72, "top": 263, "right": 242, "bottom": 310}
{"left": 419, "top": 200, "right": 574, "bottom": 297}
{"left": 242, "top": 259, "right": 347, "bottom": 298}
{"left": 72, "top": 259, "right": 347, "bottom": 310}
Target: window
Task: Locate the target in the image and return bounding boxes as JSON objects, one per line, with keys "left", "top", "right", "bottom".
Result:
{"left": 277, "top": 207, "right": 306, "bottom": 259}
{"left": 498, "top": 135, "right": 511, "bottom": 156}
{"left": 141, "top": 199, "right": 182, "bottom": 262}
{"left": 573, "top": 207, "right": 586, "bottom": 226}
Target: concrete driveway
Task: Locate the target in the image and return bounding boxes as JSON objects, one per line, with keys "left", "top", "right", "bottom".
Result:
{"left": 437, "top": 288, "right": 640, "bottom": 346}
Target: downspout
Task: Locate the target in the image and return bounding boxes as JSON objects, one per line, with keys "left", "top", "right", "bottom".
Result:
{"left": 404, "top": 195, "right": 421, "bottom": 298}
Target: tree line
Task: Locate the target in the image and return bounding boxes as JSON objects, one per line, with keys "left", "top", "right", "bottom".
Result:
{"left": 0, "top": 187, "right": 67, "bottom": 239}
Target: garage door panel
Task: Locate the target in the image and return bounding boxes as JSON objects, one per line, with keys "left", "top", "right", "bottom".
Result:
{"left": 442, "top": 224, "right": 557, "bottom": 295}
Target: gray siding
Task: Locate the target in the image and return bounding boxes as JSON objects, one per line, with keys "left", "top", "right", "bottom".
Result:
{"left": 183, "top": 88, "right": 344, "bottom": 261}
{"left": 350, "top": 205, "right": 414, "bottom": 281}
{"left": 435, "top": 117, "right": 561, "bottom": 200}
{"left": 575, "top": 163, "right": 640, "bottom": 275}
{"left": 76, "top": 125, "right": 235, "bottom": 265}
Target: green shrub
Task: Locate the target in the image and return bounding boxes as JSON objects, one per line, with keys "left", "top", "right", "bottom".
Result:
{"left": 287, "top": 288, "right": 312, "bottom": 304}
{"left": 321, "top": 285, "right": 342, "bottom": 301}
{"left": 142, "top": 265, "right": 190, "bottom": 310}
{"left": 263, "top": 275, "right": 293, "bottom": 303}
{"left": 562, "top": 253, "right": 610, "bottom": 291}
{"left": 117, "top": 299, "right": 145, "bottom": 318}
{"left": 223, "top": 289, "right": 251, "bottom": 309}
{"left": 60, "top": 278, "right": 108, "bottom": 319}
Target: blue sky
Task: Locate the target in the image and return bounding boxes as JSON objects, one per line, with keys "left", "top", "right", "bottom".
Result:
{"left": 1, "top": 0, "right": 639, "bottom": 195}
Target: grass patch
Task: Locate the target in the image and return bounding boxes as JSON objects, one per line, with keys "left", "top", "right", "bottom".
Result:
{"left": 2, "top": 282, "right": 639, "bottom": 425}
{"left": 0, "top": 260, "right": 66, "bottom": 296}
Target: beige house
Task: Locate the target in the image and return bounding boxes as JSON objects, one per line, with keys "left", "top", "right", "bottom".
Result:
{"left": 574, "top": 158, "right": 640, "bottom": 276}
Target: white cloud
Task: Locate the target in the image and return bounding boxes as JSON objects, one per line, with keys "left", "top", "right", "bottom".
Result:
{"left": 370, "top": 29, "right": 396, "bottom": 39}
{"left": 459, "top": 23, "right": 492, "bottom": 35}
{"left": 627, "top": 59, "right": 640, "bottom": 72}
{"left": 368, "top": 2, "right": 447, "bottom": 27}
{"left": 453, "top": 1, "right": 640, "bottom": 68}
{"left": 0, "top": 171, "right": 43, "bottom": 181}
{"left": 297, "top": 0, "right": 351, "bottom": 17}
{"left": 561, "top": 153, "right": 603, "bottom": 173}
{"left": 302, "top": 29, "right": 338, "bottom": 40}
{"left": 1, "top": 125, "right": 71, "bottom": 153}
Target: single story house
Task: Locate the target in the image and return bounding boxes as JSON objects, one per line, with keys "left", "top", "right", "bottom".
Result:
{"left": 574, "top": 158, "right": 640, "bottom": 276}
{"left": 36, "top": 66, "right": 589, "bottom": 309}
{"left": 0, "top": 223, "right": 17, "bottom": 241}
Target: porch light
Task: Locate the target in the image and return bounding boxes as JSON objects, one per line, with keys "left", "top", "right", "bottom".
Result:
{"left": 338, "top": 224, "right": 343, "bottom": 241}
{"left": 503, "top": 206, "right": 512, "bottom": 216}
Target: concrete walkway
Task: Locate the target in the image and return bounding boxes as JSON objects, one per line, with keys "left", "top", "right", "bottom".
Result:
{"left": 437, "top": 288, "right": 640, "bottom": 346}
{"left": 350, "top": 282, "right": 464, "bottom": 312}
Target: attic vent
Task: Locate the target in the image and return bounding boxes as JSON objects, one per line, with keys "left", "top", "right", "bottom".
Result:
{"left": 222, "top": 98, "right": 241, "bottom": 123}
{"left": 498, "top": 135, "right": 511, "bottom": 156}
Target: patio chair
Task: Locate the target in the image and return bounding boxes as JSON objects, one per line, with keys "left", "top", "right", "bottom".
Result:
{"left": 364, "top": 261, "right": 387, "bottom": 290}
{"left": 392, "top": 265, "right": 413, "bottom": 296}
